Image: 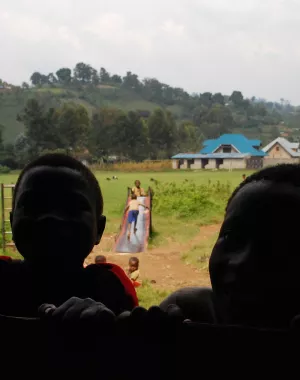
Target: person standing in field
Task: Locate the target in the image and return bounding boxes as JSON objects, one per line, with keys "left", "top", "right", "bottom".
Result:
{"left": 125, "top": 194, "right": 148, "bottom": 240}
{"left": 132, "top": 180, "right": 146, "bottom": 197}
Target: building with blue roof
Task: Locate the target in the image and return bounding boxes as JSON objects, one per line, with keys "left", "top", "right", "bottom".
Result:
{"left": 172, "top": 134, "right": 266, "bottom": 170}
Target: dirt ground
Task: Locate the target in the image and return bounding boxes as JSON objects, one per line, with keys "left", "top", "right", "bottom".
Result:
{"left": 86, "top": 224, "right": 220, "bottom": 291}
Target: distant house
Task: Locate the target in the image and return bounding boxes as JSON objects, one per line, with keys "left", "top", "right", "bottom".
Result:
{"left": 172, "top": 134, "right": 266, "bottom": 170}
{"left": 262, "top": 137, "right": 300, "bottom": 166}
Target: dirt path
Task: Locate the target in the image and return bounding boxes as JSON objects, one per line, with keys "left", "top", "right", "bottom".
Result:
{"left": 86, "top": 224, "right": 221, "bottom": 291}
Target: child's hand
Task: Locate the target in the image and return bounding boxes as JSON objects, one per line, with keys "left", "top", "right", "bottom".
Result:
{"left": 39, "top": 297, "right": 115, "bottom": 324}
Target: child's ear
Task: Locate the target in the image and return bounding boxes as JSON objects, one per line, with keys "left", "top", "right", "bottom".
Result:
{"left": 95, "top": 215, "right": 106, "bottom": 245}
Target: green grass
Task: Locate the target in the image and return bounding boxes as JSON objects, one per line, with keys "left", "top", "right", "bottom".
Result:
{"left": 0, "top": 169, "right": 242, "bottom": 306}
{"left": 136, "top": 280, "right": 170, "bottom": 308}
{"left": 0, "top": 103, "right": 26, "bottom": 141}
{"left": 0, "top": 169, "right": 251, "bottom": 239}
{"left": 181, "top": 232, "right": 218, "bottom": 270}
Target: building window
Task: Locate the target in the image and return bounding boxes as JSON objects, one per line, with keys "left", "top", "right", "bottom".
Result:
{"left": 276, "top": 146, "right": 280, "bottom": 151}
{"left": 222, "top": 145, "right": 232, "bottom": 153}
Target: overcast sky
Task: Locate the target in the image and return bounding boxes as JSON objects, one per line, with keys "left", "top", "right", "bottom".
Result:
{"left": 0, "top": 0, "right": 300, "bottom": 103}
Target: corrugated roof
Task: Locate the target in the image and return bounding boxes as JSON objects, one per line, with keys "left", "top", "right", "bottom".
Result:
{"left": 200, "top": 134, "right": 265, "bottom": 157}
{"left": 203, "top": 139, "right": 213, "bottom": 146}
{"left": 249, "top": 139, "right": 261, "bottom": 147}
{"left": 262, "top": 137, "right": 300, "bottom": 157}
{"left": 171, "top": 153, "right": 248, "bottom": 159}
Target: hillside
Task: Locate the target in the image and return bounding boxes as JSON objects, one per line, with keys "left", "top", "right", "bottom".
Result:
{"left": 0, "top": 85, "right": 288, "bottom": 144}
{"left": 0, "top": 86, "right": 170, "bottom": 142}
{"left": 1, "top": 61, "right": 300, "bottom": 145}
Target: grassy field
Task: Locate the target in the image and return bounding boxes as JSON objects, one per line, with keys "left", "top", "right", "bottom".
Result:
{"left": 0, "top": 169, "right": 251, "bottom": 236}
{"left": 0, "top": 169, "right": 252, "bottom": 307}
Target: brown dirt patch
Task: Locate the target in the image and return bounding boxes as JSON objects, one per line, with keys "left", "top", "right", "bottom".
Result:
{"left": 86, "top": 224, "right": 220, "bottom": 292}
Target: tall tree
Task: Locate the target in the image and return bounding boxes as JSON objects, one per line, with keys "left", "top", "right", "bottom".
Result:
{"left": 30, "top": 72, "right": 44, "bottom": 86}
{"left": 56, "top": 68, "right": 72, "bottom": 85}
{"left": 122, "top": 71, "right": 141, "bottom": 92}
{"left": 147, "top": 109, "right": 176, "bottom": 159}
{"left": 177, "top": 122, "right": 200, "bottom": 152}
{"left": 17, "top": 99, "right": 59, "bottom": 155}
{"left": 200, "top": 92, "right": 213, "bottom": 108}
{"left": 205, "top": 104, "right": 234, "bottom": 131}
{"left": 230, "top": 91, "right": 244, "bottom": 106}
{"left": 91, "top": 69, "right": 100, "bottom": 85}
{"left": 212, "top": 93, "right": 225, "bottom": 105}
{"left": 90, "top": 107, "right": 124, "bottom": 157}
{"left": 143, "top": 78, "right": 163, "bottom": 102}
{"left": 99, "top": 67, "right": 110, "bottom": 83}
{"left": 21, "top": 82, "right": 30, "bottom": 90}
{"left": 47, "top": 73, "right": 58, "bottom": 85}
{"left": 73, "top": 62, "right": 95, "bottom": 84}
{"left": 111, "top": 74, "right": 122, "bottom": 84}
{"left": 56, "top": 103, "right": 90, "bottom": 150}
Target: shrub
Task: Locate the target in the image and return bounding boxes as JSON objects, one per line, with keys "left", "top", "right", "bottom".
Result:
{"left": 91, "top": 160, "right": 172, "bottom": 172}
{"left": 0, "top": 165, "right": 11, "bottom": 174}
{"left": 152, "top": 180, "right": 231, "bottom": 220}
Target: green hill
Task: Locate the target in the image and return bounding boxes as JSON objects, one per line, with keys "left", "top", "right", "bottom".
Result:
{"left": 0, "top": 85, "right": 181, "bottom": 143}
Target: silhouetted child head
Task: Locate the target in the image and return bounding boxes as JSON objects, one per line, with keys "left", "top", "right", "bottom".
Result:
{"left": 131, "top": 194, "right": 137, "bottom": 200}
{"left": 210, "top": 164, "right": 300, "bottom": 327}
{"left": 11, "top": 154, "right": 106, "bottom": 268}
{"left": 128, "top": 257, "right": 139, "bottom": 273}
{"left": 242, "top": 174, "right": 246, "bottom": 181}
{"left": 95, "top": 255, "right": 107, "bottom": 264}
{"left": 135, "top": 180, "right": 141, "bottom": 188}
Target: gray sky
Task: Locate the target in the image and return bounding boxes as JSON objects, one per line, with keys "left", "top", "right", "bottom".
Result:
{"left": 1, "top": 0, "right": 299, "bottom": 103}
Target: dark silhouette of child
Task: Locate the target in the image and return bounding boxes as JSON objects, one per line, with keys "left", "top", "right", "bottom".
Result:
{"left": 0, "top": 154, "right": 137, "bottom": 317}
{"left": 161, "top": 164, "right": 300, "bottom": 328}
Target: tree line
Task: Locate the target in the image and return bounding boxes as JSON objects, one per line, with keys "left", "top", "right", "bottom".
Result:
{"left": 0, "top": 61, "right": 295, "bottom": 169}
{"left": 26, "top": 62, "right": 283, "bottom": 129}
{"left": 0, "top": 99, "right": 203, "bottom": 169}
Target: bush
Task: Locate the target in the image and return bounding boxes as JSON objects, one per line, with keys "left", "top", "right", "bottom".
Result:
{"left": 152, "top": 180, "right": 231, "bottom": 220}
{"left": 91, "top": 160, "right": 172, "bottom": 172}
{"left": 0, "top": 165, "right": 11, "bottom": 174}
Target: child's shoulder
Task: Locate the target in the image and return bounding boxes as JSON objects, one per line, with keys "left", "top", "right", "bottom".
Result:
{"left": 0, "top": 256, "right": 24, "bottom": 272}
{"left": 83, "top": 263, "right": 138, "bottom": 312}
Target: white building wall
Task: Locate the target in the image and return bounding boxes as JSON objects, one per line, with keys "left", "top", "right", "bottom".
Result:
{"left": 190, "top": 159, "right": 202, "bottom": 169}
{"left": 172, "top": 160, "right": 178, "bottom": 169}
{"left": 205, "top": 159, "right": 217, "bottom": 169}
{"left": 220, "top": 159, "right": 246, "bottom": 169}
{"left": 180, "top": 159, "right": 188, "bottom": 169}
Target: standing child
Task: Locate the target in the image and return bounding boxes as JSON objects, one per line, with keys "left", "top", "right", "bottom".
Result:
{"left": 125, "top": 194, "right": 148, "bottom": 240}
{"left": 132, "top": 180, "right": 146, "bottom": 197}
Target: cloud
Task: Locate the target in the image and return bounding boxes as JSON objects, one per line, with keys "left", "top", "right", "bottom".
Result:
{"left": 161, "top": 20, "right": 185, "bottom": 37}
{"left": 1, "top": 0, "right": 300, "bottom": 103}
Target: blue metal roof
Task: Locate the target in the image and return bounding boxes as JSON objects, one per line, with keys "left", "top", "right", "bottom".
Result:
{"left": 249, "top": 139, "right": 261, "bottom": 147}
{"left": 171, "top": 153, "right": 248, "bottom": 159}
{"left": 200, "top": 134, "right": 265, "bottom": 157}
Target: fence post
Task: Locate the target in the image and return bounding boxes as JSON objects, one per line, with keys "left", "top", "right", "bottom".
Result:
{"left": 1, "top": 184, "right": 15, "bottom": 252}
{"left": 1, "top": 184, "right": 5, "bottom": 253}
